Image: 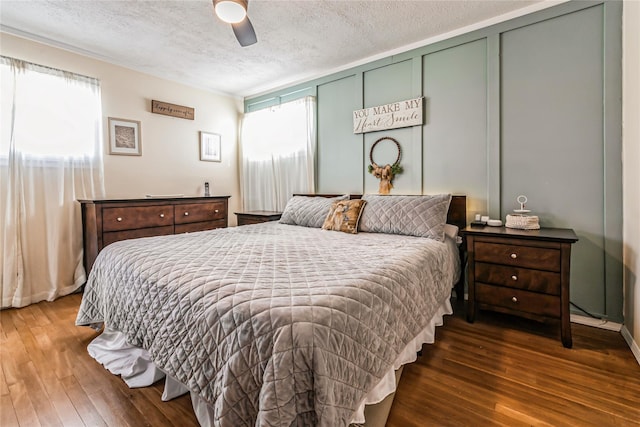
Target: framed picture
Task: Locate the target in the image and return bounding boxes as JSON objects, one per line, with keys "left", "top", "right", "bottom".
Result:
{"left": 200, "top": 131, "right": 221, "bottom": 162}
{"left": 108, "top": 118, "right": 142, "bottom": 156}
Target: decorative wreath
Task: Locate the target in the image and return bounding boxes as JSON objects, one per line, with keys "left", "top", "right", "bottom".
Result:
{"left": 367, "top": 136, "right": 403, "bottom": 194}
{"left": 367, "top": 136, "right": 404, "bottom": 176}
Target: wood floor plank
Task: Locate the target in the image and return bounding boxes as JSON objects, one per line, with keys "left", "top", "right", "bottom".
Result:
{"left": 137, "top": 384, "right": 199, "bottom": 426}
{"left": 8, "top": 380, "right": 42, "bottom": 427}
{"left": 388, "top": 302, "right": 640, "bottom": 426}
{"left": 2, "top": 294, "right": 639, "bottom": 427}
{"left": 60, "top": 375, "right": 107, "bottom": 427}
{"left": 1, "top": 394, "right": 19, "bottom": 427}
{"left": 126, "top": 385, "right": 180, "bottom": 427}
{"left": 440, "top": 336, "right": 638, "bottom": 417}
{"left": 0, "top": 373, "right": 8, "bottom": 398}
{"left": 421, "top": 351, "right": 612, "bottom": 426}
{"left": 24, "top": 328, "right": 85, "bottom": 426}
{"left": 86, "top": 388, "right": 133, "bottom": 427}
{"left": 15, "top": 362, "right": 63, "bottom": 427}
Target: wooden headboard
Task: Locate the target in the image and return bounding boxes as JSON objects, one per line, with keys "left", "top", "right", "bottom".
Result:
{"left": 292, "top": 194, "right": 467, "bottom": 229}
{"left": 447, "top": 195, "right": 467, "bottom": 230}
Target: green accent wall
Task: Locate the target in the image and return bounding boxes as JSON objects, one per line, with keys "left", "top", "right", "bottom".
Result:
{"left": 245, "top": 1, "right": 623, "bottom": 322}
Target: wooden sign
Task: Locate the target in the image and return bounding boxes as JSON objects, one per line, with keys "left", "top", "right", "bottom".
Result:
{"left": 151, "top": 100, "right": 195, "bottom": 120}
{"left": 353, "top": 97, "right": 423, "bottom": 134}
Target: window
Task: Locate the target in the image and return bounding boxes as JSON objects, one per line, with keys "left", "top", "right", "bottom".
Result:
{"left": 0, "top": 58, "right": 102, "bottom": 159}
{"left": 1, "top": 56, "right": 105, "bottom": 308}
{"left": 240, "top": 96, "right": 316, "bottom": 211}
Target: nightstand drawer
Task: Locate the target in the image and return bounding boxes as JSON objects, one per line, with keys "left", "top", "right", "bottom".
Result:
{"left": 475, "top": 242, "right": 560, "bottom": 271}
{"left": 235, "top": 211, "right": 282, "bottom": 226}
{"left": 174, "top": 202, "right": 225, "bottom": 224}
{"left": 475, "top": 262, "right": 561, "bottom": 295}
{"left": 476, "top": 283, "right": 561, "bottom": 318}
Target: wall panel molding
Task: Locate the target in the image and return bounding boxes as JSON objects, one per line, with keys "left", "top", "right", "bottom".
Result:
{"left": 244, "top": 1, "right": 623, "bottom": 322}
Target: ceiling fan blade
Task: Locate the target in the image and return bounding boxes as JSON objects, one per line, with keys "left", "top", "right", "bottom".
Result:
{"left": 231, "top": 17, "right": 257, "bottom": 47}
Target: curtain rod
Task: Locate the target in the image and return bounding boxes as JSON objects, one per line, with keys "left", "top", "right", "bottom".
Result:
{"left": 0, "top": 55, "right": 99, "bottom": 84}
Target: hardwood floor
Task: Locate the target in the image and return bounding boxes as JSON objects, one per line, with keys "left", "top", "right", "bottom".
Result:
{"left": 1, "top": 294, "right": 639, "bottom": 426}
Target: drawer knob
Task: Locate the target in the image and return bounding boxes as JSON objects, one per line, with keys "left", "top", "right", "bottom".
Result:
{"left": 116, "top": 217, "right": 122, "bottom": 222}
{"left": 160, "top": 213, "right": 165, "bottom": 218}
{"left": 511, "top": 296, "right": 518, "bottom": 303}
{"left": 214, "top": 209, "right": 219, "bottom": 213}
{"left": 510, "top": 253, "right": 517, "bottom": 259}
{"left": 184, "top": 212, "right": 189, "bottom": 216}
{"left": 511, "top": 275, "right": 518, "bottom": 281}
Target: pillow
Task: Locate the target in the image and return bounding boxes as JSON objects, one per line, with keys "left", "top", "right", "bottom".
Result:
{"left": 358, "top": 194, "right": 452, "bottom": 241}
{"left": 444, "top": 224, "right": 459, "bottom": 240}
{"left": 279, "top": 195, "right": 347, "bottom": 228}
{"left": 322, "top": 199, "right": 367, "bottom": 234}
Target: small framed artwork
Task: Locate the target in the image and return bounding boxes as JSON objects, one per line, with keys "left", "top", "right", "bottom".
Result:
{"left": 108, "top": 118, "right": 142, "bottom": 156}
{"left": 200, "top": 131, "right": 221, "bottom": 162}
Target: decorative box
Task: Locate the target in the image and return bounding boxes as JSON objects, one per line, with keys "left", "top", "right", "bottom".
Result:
{"left": 505, "top": 214, "right": 540, "bottom": 230}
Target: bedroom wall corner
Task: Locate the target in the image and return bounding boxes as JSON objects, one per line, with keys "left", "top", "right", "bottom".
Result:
{"left": 622, "top": 0, "right": 640, "bottom": 364}
{"left": 0, "top": 32, "right": 243, "bottom": 226}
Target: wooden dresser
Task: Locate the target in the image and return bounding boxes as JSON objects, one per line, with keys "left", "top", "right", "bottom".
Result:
{"left": 79, "top": 196, "right": 230, "bottom": 274}
{"left": 463, "top": 226, "right": 578, "bottom": 348}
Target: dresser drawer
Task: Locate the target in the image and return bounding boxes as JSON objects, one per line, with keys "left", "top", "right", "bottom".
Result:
{"left": 102, "top": 206, "right": 175, "bottom": 232}
{"left": 174, "top": 202, "right": 225, "bottom": 224}
{"left": 175, "top": 219, "right": 226, "bottom": 234}
{"left": 103, "top": 226, "right": 174, "bottom": 247}
{"left": 475, "top": 262, "right": 561, "bottom": 295}
{"left": 476, "top": 282, "right": 561, "bottom": 318}
{"left": 474, "top": 241, "right": 560, "bottom": 271}
{"left": 80, "top": 196, "right": 230, "bottom": 276}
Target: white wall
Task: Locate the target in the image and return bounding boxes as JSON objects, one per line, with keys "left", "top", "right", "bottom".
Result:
{"left": 622, "top": 0, "right": 640, "bottom": 362}
{"left": 0, "top": 32, "right": 242, "bottom": 225}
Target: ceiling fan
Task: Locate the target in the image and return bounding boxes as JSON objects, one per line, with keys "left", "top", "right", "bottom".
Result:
{"left": 213, "top": 0, "right": 257, "bottom": 47}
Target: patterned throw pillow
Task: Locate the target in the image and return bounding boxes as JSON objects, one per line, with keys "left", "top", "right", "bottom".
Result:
{"left": 279, "top": 195, "right": 348, "bottom": 228}
{"left": 322, "top": 199, "right": 367, "bottom": 234}
{"left": 358, "top": 194, "right": 452, "bottom": 241}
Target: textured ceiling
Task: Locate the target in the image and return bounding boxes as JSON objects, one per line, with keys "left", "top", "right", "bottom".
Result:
{"left": 0, "top": 0, "right": 546, "bottom": 98}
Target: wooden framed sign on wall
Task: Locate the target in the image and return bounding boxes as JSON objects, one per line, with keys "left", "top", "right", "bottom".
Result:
{"left": 108, "top": 117, "right": 142, "bottom": 156}
{"left": 151, "top": 100, "right": 195, "bottom": 120}
{"left": 353, "top": 97, "right": 423, "bottom": 134}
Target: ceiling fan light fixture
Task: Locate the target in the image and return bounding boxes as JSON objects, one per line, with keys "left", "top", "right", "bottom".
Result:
{"left": 214, "top": 0, "right": 247, "bottom": 24}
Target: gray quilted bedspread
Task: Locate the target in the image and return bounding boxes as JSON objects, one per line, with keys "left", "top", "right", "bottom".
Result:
{"left": 76, "top": 222, "right": 458, "bottom": 427}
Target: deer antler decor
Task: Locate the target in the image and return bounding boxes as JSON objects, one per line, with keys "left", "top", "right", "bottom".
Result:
{"left": 367, "top": 136, "right": 403, "bottom": 194}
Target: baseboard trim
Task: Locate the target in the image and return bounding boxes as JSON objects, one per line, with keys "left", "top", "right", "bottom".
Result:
{"left": 621, "top": 325, "right": 640, "bottom": 366}
{"left": 570, "top": 314, "right": 622, "bottom": 332}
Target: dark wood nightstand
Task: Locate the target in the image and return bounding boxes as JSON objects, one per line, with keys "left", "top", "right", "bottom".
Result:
{"left": 462, "top": 226, "right": 578, "bottom": 348}
{"left": 235, "top": 211, "right": 282, "bottom": 226}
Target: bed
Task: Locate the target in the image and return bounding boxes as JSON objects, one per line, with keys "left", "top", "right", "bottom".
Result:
{"left": 76, "top": 193, "right": 466, "bottom": 426}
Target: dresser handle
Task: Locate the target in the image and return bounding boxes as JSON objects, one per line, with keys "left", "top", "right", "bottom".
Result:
{"left": 116, "top": 217, "right": 122, "bottom": 222}
{"left": 159, "top": 213, "right": 165, "bottom": 218}
{"left": 511, "top": 275, "right": 518, "bottom": 281}
{"left": 184, "top": 212, "right": 189, "bottom": 216}
{"left": 214, "top": 209, "right": 219, "bottom": 213}
{"left": 510, "top": 253, "right": 517, "bottom": 259}
{"left": 511, "top": 296, "right": 518, "bottom": 303}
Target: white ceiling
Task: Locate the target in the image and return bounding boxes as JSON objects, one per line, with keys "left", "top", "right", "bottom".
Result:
{"left": 0, "top": 0, "right": 549, "bottom": 98}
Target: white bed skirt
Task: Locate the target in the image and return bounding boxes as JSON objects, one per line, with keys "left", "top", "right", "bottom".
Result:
{"left": 87, "top": 297, "right": 453, "bottom": 426}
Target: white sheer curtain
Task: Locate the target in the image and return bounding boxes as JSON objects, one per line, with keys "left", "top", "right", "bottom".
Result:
{"left": 240, "top": 96, "right": 316, "bottom": 211}
{"left": 0, "top": 56, "right": 105, "bottom": 309}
